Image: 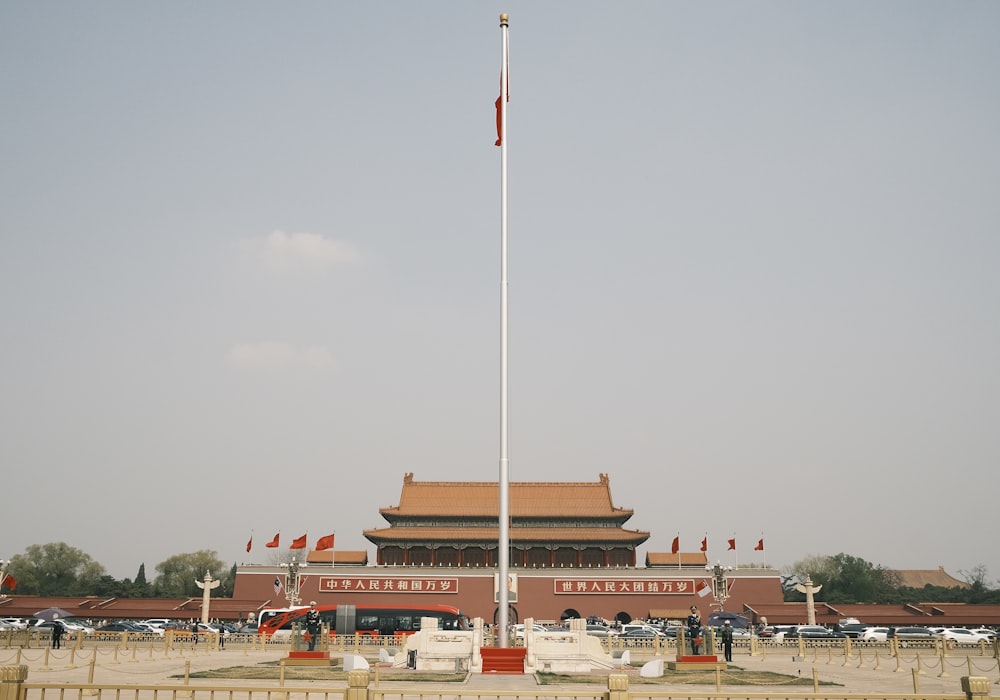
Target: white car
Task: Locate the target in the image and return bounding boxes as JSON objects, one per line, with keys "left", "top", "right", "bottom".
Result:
{"left": 969, "top": 628, "right": 996, "bottom": 640}
{"left": 513, "top": 623, "right": 548, "bottom": 639}
{"left": 141, "top": 618, "right": 173, "bottom": 629}
{"left": 935, "top": 628, "right": 991, "bottom": 644}
{"left": 861, "top": 627, "right": 890, "bottom": 641}
{"left": 0, "top": 617, "right": 28, "bottom": 630}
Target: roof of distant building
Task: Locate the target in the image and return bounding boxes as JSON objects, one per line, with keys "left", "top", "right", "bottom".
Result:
{"left": 893, "top": 566, "right": 970, "bottom": 589}
{"left": 379, "top": 472, "right": 635, "bottom": 521}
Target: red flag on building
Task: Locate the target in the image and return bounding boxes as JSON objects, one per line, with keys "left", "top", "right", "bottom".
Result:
{"left": 754, "top": 538, "right": 765, "bottom": 551}
{"left": 316, "top": 534, "right": 335, "bottom": 551}
{"left": 700, "top": 537, "right": 707, "bottom": 552}
{"left": 727, "top": 538, "right": 736, "bottom": 551}
{"left": 671, "top": 536, "right": 679, "bottom": 554}
{"left": 1, "top": 574, "right": 15, "bottom": 590}
{"left": 246, "top": 535, "right": 253, "bottom": 553}
{"left": 290, "top": 534, "right": 307, "bottom": 550}
{"left": 265, "top": 533, "right": 280, "bottom": 548}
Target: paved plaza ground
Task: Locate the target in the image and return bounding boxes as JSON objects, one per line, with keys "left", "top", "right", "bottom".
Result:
{"left": 3, "top": 644, "right": 999, "bottom": 695}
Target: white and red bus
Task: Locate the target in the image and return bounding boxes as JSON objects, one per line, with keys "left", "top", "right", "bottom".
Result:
{"left": 258, "top": 604, "right": 469, "bottom": 640}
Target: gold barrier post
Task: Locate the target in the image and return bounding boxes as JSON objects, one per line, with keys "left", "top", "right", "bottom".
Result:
{"left": 813, "top": 667, "right": 819, "bottom": 693}
{"left": 608, "top": 673, "right": 629, "bottom": 700}
{"left": 39, "top": 648, "right": 51, "bottom": 672}
{"left": 939, "top": 643, "right": 950, "bottom": 678}
{"left": 346, "top": 670, "right": 371, "bottom": 700}
{"left": 82, "top": 657, "right": 97, "bottom": 696}
{"left": 961, "top": 676, "right": 991, "bottom": 700}
{"left": 912, "top": 667, "right": 920, "bottom": 693}
{"left": 0, "top": 664, "right": 29, "bottom": 700}
{"left": 178, "top": 660, "right": 192, "bottom": 698}
{"left": 715, "top": 666, "right": 721, "bottom": 691}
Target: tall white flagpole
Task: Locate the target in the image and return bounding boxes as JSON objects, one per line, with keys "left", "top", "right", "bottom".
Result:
{"left": 497, "top": 11, "right": 511, "bottom": 649}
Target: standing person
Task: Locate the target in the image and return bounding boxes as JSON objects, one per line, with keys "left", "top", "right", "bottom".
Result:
{"left": 51, "top": 619, "right": 64, "bottom": 649}
{"left": 305, "top": 602, "right": 321, "bottom": 651}
{"left": 218, "top": 620, "right": 225, "bottom": 649}
{"left": 720, "top": 620, "right": 734, "bottom": 662}
{"left": 191, "top": 620, "right": 199, "bottom": 645}
{"left": 687, "top": 606, "right": 703, "bottom": 655}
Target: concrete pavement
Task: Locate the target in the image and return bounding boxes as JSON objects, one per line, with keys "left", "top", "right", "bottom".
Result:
{"left": 3, "top": 644, "right": 998, "bottom": 696}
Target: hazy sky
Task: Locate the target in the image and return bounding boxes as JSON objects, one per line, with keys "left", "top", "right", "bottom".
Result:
{"left": 2, "top": 2, "right": 998, "bottom": 585}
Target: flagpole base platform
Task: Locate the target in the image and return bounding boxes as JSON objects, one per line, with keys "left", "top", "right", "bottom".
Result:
{"left": 286, "top": 651, "right": 332, "bottom": 665}
{"left": 668, "top": 656, "right": 725, "bottom": 671}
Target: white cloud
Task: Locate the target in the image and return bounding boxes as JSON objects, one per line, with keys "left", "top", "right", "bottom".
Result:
{"left": 226, "top": 341, "right": 335, "bottom": 371}
{"left": 236, "top": 230, "right": 362, "bottom": 270}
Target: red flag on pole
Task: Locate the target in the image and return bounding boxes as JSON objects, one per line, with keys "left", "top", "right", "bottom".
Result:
{"left": 727, "top": 538, "right": 736, "bottom": 550}
{"left": 1, "top": 574, "right": 15, "bottom": 590}
{"left": 246, "top": 536, "right": 253, "bottom": 553}
{"left": 754, "top": 538, "right": 765, "bottom": 551}
{"left": 671, "top": 536, "right": 679, "bottom": 554}
{"left": 700, "top": 537, "right": 707, "bottom": 552}
{"left": 494, "top": 15, "right": 509, "bottom": 146}
{"left": 290, "top": 534, "right": 307, "bottom": 550}
{"left": 316, "top": 534, "right": 335, "bottom": 551}
{"left": 696, "top": 579, "right": 711, "bottom": 598}
{"left": 265, "top": 533, "right": 280, "bottom": 548}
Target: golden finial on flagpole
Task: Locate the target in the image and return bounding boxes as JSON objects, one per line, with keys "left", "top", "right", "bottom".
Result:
{"left": 500, "top": 13, "right": 509, "bottom": 26}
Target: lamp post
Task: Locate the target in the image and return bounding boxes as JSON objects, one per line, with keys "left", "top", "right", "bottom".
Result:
{"left": 281, "top": 558, "right": 303, "bottom": 607}
{"left": 707, "top": 561, "right": 731, "bottom": 612}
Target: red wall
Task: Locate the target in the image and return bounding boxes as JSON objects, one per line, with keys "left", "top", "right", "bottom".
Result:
{"left": 234, "top": 566, "right": 784, "bottom": 623}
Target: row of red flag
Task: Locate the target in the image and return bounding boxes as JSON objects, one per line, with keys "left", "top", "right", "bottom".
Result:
{"left": 246, "top": 533, "right": 334, "bottom": 553}
{"left": 0, "top": 572, "right": 15, "bottom": 590}
{"left": 670, "top": 536, "right": 765, "bottom": 554}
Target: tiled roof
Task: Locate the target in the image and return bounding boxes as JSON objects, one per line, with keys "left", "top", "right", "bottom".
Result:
{"left": 645, "top": 552, "right": 709, "bottom": 567}
{"left": 305, "top": 550, "right": 368, "bottom": 565}
{"left": 380, "top": 472, "right": 633, "bottom": 519}
{"left": 893, "top": 567, "right": 970, "bottom": 589}
{"left": 364, "top": 526, "right": 649, "bottom": 544}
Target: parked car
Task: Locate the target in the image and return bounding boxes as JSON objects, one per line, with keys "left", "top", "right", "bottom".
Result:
{"left": 838, "top": 623, "right": 871, "bottom": 638}
{"left": 513, "top": 623, "right": 548, "bottom": 639}
{"left": 95, "top": 622, "right": 147, "bottom": 635}
{"left": 786, "top": 625, "right": 846, "bottom": 639}
{"left": 861, "top": 627, "right": 891, "bottom": 641}
{"left": 164, "top": 621, "right": 219, "bottom": 636}
{"left": 935, "top": 628, "right": 991, "bottom": 644}
{"left": 0, "top": 617, "right": 29, "bottom": 630}
{"left": 32, "top": 619, "right": 95, "bottom": 635}
{"left": 769, "top": 625, "right": 798, "bottom": 640}
{"left": 621, "top": 623, "right": 665, "bottom": 637}
{"left": 141, "top": 619, "right": 173, "bottom": 629}
{"left": 968, "top": 628, "right": 996, "bottom": 640}
{"left": 585, "top": 624, "right": 617, "bottom": 637}
{"left": 621, "top": 627, "right": 661, "bottom": 638}
{"left": 893, "top": 627, "right": 936, "bottom": 644}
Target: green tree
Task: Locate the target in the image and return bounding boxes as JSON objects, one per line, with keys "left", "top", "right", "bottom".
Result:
{"left": 153, "top": 550, "right": 227, "bottom": 597}
{"left": 784, "top": 553, "right": 898, "bottom": 603}
{"left": 5, "top": 543, "right": 106, "bottom": 595}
